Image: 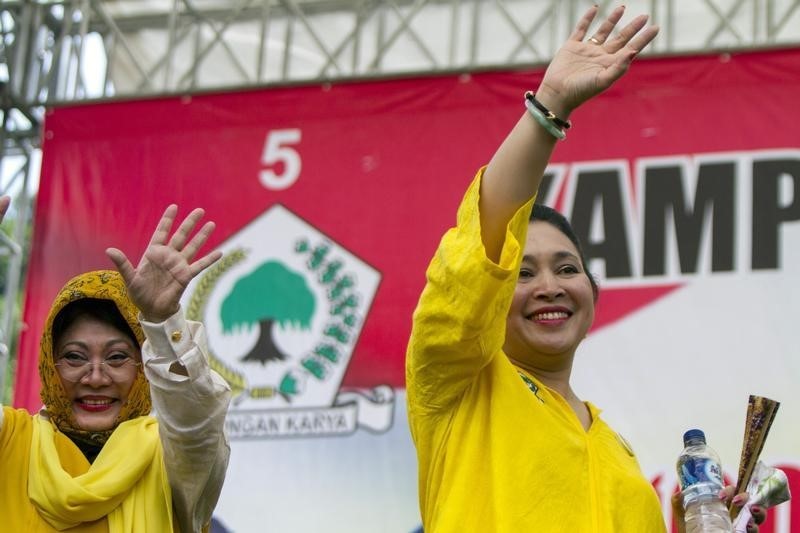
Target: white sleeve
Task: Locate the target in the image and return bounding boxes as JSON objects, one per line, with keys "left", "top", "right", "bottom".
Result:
{"left": 140, "top": 308, "right": 231, "bottom": 533}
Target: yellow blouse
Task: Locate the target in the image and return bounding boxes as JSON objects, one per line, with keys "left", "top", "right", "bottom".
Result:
{"left": 406, "top": 170, "right": 666, "bottom": 532}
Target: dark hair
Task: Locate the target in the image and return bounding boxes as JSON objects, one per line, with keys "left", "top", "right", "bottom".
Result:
{"left": 52, "top": 298, "right": 141, "bottom": 351}
{"left": 530, "top": 204, "right": 599, "bottom": 300}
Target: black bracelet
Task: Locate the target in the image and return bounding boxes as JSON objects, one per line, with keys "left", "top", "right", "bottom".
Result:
{"left": 524, "top": 91, "right": 572, "bottom": 130}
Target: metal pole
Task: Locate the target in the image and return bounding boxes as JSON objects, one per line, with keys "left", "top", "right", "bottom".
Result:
{"left": 0, "top": 89, "right": 9, "bottom": 400}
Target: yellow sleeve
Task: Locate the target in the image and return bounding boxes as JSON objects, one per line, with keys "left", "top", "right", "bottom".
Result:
{"left": 406, "top": 167, "right": 535, "bottom": 415}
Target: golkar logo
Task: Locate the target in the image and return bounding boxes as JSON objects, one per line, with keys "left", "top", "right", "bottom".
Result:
{"left": 183, "top": 205, "right": 392, "bottom": 439}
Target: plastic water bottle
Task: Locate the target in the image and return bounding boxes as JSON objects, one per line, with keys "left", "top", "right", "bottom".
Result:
{"left": 676, "top": 429, "right": 733, "bottom": 533}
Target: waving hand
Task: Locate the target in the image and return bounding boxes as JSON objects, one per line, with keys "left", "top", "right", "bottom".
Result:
{"left": 537, "top": 5, "right": 659, "bottom": 117}
{"left": 106, "top": 205, "right": 222, "bottom": 322}
{"left": 0, "top": 196, "right": 10, "bottom": 223}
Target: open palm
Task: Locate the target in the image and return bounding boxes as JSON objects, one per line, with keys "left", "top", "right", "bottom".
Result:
{"left": 106, "top": 205, "right": 222, "bottom": 322}
{"left": 0, "top": 196, "right": 9, "bottom": 223}
{"left": 537, "top": 6, "right": 659, "bottom": 114}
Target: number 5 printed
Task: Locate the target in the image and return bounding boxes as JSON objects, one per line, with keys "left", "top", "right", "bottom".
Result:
{"left": 260, "top": 129, "right": 302, "bottom": 190}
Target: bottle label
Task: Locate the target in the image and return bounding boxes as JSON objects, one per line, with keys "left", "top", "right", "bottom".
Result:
{"left": 678, "top": 457, "right": 724, "bottom": 490}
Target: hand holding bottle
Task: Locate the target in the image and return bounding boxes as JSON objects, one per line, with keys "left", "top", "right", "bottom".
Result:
{"left": 674, "top": 429, "right": 765, "bottom": 533}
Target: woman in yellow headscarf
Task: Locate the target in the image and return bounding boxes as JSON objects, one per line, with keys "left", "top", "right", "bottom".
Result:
{"left": 0, "top": 199, "right": 231, "bottom": 533}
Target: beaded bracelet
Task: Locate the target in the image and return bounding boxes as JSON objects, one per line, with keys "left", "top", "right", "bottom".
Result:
{"left": 523, "top": 91, "right": 570, "bottom": 140}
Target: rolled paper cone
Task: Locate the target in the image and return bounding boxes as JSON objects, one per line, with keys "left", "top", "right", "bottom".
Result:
{"left": 732, "top": 395, "right": 780, "bottom": 519}
{"left": 738, "top": 397, "right": 778, "bottom": 488}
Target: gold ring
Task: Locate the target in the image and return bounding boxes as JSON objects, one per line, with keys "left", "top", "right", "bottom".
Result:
{"left": 589, "top": 37, "right": 601, "bottom": 45}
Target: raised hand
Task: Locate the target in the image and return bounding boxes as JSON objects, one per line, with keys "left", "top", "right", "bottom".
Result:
{"left": 0, "top": 196, "right": 10, "bottom": 224}
{"left": 106, "top": 205, "right": 222, "bottom": 323}
{"left": 537, "top": 5, "right": 659, "bottom": 117}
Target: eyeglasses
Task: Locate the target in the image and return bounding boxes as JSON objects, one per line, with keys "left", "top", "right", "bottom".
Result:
{"left": 54, "top": 354, "right": 141, "bottom": 383}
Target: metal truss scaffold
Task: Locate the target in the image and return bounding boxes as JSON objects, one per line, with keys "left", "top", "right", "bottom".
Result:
{"left": 4, "top": 0, "right": 800, "bottom": 107}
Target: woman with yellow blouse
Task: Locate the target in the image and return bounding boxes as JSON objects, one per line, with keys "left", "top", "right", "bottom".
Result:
{"left": 407, "top": 6, "right": 763, "bottom": 533}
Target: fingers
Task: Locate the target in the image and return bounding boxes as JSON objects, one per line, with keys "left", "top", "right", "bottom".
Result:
{"left": 0, "top": 196, "right": 10, "bottom": 223}
{"left": 568, "top": 5, "right": 599, "bottom": 41}
{"left": 572, "top": 5, "right": 659, "bottom": 59}
{"left": 105, "top": 248, "right": 137, "bottom": 283}
{"left": 671, "top": 491, "right": 686, "bottom": 526}
{"left": 625, "top": 23, "right": 660, "bottom": 55}
{"left": 587, "top": 5, "right": 626, "bottom": 45}
{"left": 737, "top": 503, "right": 764, "bottom": 533}
{"left": 182, "top": 220, "right": 216, "bottom": 260}
{"left": 168, "top": 207, "right": 206, "bottom": 251}
{"left": 720, "top": 486, "right": 737, "bottom": 503}
{"left": 728, "top": 489, "right": 760, "bottom": 532}
{"left": 751, "top": 504, "right": 766, "bottom": 525}
{"left": 150, "top": 204, "right": 179, "bottom": 246}
{"left": 190, "top": 250, "right": 223, "bottom": 277}
{"left": 597, "top": 23, "right": 659, "bottom": 86}
{"left": 604, "top": 13, "right": 650, "bottom": 54}
{"left": 730, "top": 490, "right": 749, "bottom": 510}
{"left": 164, "top": 206, "right": 221, "bottom": 270}
{"left": 671, "top": 491, "right": 683, "bottom": 511}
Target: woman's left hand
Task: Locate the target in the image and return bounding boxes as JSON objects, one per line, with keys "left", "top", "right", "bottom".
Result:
{"left": 0, "top": 196, "right": 10, "bottom": 224}
{"left": 672, "top": 486, "right": 767, "bottom": 533}
{"left": 106, "top": 205, "right": 222, "bottom": 322}
{"left": 723, "top": 485, "right": 768, "bottom": 533}
{"left": 537, "top": 5, "right": 659, "bottom": 118}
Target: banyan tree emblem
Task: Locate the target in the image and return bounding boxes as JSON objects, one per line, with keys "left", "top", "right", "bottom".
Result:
{"left": 183, "top": 205, "right": 393, "bottom": 439}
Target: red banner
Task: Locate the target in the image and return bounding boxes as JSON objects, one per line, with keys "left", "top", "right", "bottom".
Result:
{"left": 16, "top": 47, "right": 800, "bottom": 532}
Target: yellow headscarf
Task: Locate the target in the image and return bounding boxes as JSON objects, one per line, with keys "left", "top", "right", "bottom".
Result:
{"left": 38, "top": 270, "right": 152, "bottom": 444}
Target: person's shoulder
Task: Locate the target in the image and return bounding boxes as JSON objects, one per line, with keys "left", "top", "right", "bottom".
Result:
{"left": 1, "top": 404, "right": 36, "bottom": 434}
{"left": 1, "top": 404, "right": 35, "bottom": 419}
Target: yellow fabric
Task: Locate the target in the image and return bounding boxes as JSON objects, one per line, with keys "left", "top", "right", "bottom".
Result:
{"left": 406, "top": 169, "right": 666, "bottom": 532}
{"left": 0, "top": 271, "right": 174, "bottom": 532}
{"left": 27, "top": 413, "right": 173, "bottom": 533}
{"left": 39, "top": 270, "right": 151, "bottom": 445}
{"left": 1, "top": 406, "right": 174, "bottom": 532}
{"left": 1, "top": 405, "right": 108, "bottom": 532}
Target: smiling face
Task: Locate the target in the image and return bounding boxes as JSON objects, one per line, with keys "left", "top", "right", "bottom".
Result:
{"left": 54, "top": 314, "right": 141, "bottom": 432}
{"left": 503, "top": 221, "right": 596, "bottom": 370}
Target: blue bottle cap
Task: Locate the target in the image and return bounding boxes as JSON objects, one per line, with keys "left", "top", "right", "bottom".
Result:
{"left": 683, "top": 428, "right": 706, "bottom": 445}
